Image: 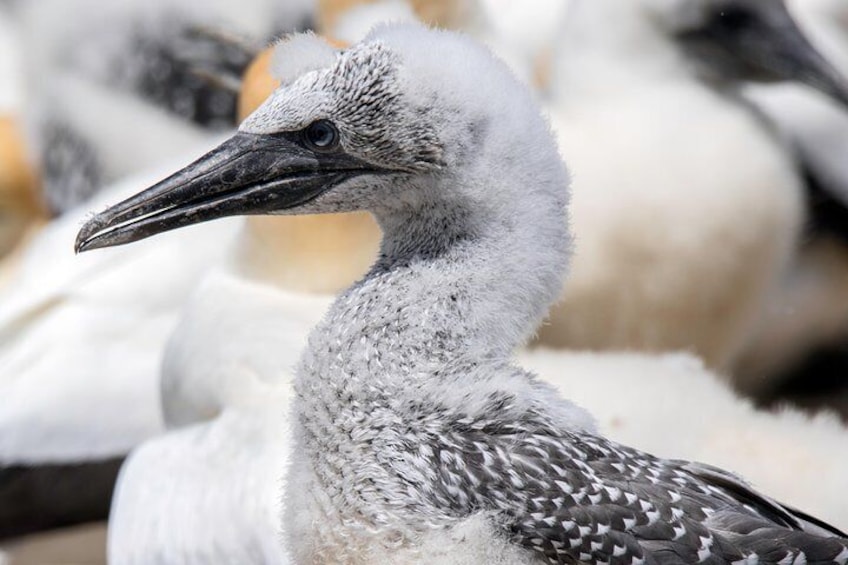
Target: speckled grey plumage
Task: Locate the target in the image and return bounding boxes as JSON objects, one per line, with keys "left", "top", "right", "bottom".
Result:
{"left": 250, "top": 25, "right": 848, "bottom": 564}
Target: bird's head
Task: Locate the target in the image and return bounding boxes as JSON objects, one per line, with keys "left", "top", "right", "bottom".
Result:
{"left": 75, "top": 24, "right": 568, "bottom": 257}
{"left": 659, "top": 0, "right": 848, "bottom": 104}
{"left": 562, "top": 0, "right": 848, "bottom": 107}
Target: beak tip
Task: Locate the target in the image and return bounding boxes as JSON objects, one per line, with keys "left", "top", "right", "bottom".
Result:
{"left": 75, "top": 218, "right": 104, "bottom": 254}
{"left": 73, "top": 236, "right": 89, "bottom": 254}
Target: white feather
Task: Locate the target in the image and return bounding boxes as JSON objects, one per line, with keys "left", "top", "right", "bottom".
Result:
{"left": 0, "top": 143, "right": 240, "bottom": 463}
{"left": 108, "top": 267, "right": 332, "bottom": 563}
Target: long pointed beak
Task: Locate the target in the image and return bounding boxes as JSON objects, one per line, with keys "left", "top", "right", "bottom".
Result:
{"left": 75, "top": 132, "right": 377, "bottom": 253}
{"left": 678, "top": 1, "right": 848, "bottom": 108}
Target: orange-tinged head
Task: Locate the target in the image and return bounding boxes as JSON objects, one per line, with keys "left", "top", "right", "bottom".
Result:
{"left": 316, "top": 0, "right": 469, "bottom": 37}
{"left": 0, "top": 116, "right": 47, "bottom": 256}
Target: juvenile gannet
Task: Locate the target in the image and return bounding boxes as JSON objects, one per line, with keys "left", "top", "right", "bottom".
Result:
{"left": 78, "top": 24, "right": 848, "bottom": 564}
{"left": 538, "top": 0, "right": 848, "bottom": 373}
{"left": 109, "top": 32, "right": 848, "bottom": 563}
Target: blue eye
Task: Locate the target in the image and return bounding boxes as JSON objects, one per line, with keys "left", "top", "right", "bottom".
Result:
{"left": 304, "top": 120, "right": 339, "bottom": 150}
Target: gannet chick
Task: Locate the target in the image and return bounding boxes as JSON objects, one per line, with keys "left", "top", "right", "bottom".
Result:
{"left": 109, "top": 35, "right": 848, "bottom": 562}
{"left": 538, "top": 0, "right": 848, "bottom": 372}
{"left": 78, "top": 24, "right": 848, "bottom": 563}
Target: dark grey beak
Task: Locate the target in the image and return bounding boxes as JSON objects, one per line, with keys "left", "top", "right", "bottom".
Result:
{"left": 678, "top": 0, "right": 848, "bottom": 107}
{"left": 75, "top": 131, "right": 378, "bottom": 253}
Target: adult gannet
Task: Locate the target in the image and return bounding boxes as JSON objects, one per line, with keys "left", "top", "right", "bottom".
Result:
{"left": 735, "top": 0, "right": 848, "bottom": 412}
{"left": 537, "top": 0, "right": 848, "bottom": 373}
{"left": 0, "top": 2, "right": 314, "bottom": 536}
{"left": 78, "top": 23, "right": 848, "bottom": 564}
{"left": 0, "top": 153, "right": 241, "bottom": 538}
{"left": 0, "top": 7, "right": 45, "bottom": 261}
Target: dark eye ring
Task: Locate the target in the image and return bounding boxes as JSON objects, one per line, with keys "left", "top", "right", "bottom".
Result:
{"left": 304, "top": 120, "right": 339, "bottom": 151}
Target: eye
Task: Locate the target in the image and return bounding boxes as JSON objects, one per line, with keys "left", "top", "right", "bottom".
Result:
{"left": 715, "top": 5, "right": 755, "bottom": 31}
{"left": 304, "top": 120, "right": 339, "bottom": 151}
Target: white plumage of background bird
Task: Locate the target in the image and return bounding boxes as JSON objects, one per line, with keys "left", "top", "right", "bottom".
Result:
{"left": 0, "top": 0, "right": 297, "bottom": 538}
{"left": 9, "top": 0, "right": 314, "bottom": 213}
{"left": 538, "top": 0, "right": 848, "bottom": 378}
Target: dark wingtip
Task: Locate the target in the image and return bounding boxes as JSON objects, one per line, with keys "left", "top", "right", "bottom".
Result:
{"left": 0, "top": 457, "right": 125, "bottom": 539}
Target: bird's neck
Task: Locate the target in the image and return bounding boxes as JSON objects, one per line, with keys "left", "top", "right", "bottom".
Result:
{"left": 228, "top": 212, "right": 381, "bottom": 294}
{"left": 289, "top": 142, "right": 570, "bottom": 533}
{"left": 295, "top": 180, "right": 570, "bottom": 400}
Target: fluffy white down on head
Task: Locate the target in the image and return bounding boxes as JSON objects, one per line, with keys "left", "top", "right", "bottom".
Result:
{"left": 271, "top": 32, "right": 340, "bottom": 86}
{"left": 244, "top": 24, "right": 572, "bottom": 351}
{"left": 370, "top": 24, "right": 571, "bottom": 351}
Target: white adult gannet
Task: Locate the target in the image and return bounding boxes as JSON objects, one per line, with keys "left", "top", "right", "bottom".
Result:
{"left": 0, "top": 149, "right": 241, "bottom": 537}
{"left": 78, "top": 23, "right": 848, "bottom": 564}
{"left": 0, "top": 7, "right": 45, "bottom": 260}
{"left": 0, "top": 1, "right": 314, "bottom": 536}
{"left": 736, "top": 0, "right": 848, "bottom": 407}
{"left": 538, "top": 0, "right": 848, "bottom": 373}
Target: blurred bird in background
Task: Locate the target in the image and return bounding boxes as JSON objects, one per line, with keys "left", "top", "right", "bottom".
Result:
{"left": 13, "top": 0, "right": 314, "bottom": 213}
{"left": 738, "top": 0, "right": 848, "bottom": 417}
{"left": 539, "top": 0, "right": 848, "bottom": 381}
{"left": 0, "top": 0, "right": 311, "bottom": 541}
{"left": 0, "top": 0, "right": 847, "bottom": 562}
